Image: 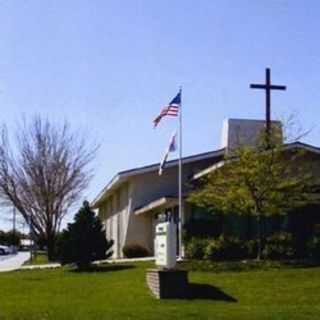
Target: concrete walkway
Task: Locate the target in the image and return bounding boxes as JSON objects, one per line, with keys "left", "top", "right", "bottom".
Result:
{"left": 98, "top": 256, "right": 155, "bottom": 264}
{"left": 0, "top": 254, "right": 156, "bottom": 272}
{"left": 21, "top": 262, "right": 61, "bottom": 270}
{"left": 0, "top": 252, "right": 31, "bottom": 272}
{"left": 20, "top": 256, "right": 155, "bottom": 271}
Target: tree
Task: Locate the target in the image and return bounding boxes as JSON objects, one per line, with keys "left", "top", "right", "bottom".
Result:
{"left": 0, "top": 116, "right": 97, "bottom": 260}
{"left": 0, "top": 229, "right": 24, "bottom": 246}
{"left": 57, "top": 201, "right": 113, "bottom": 270}
{"left": 189, "top": 130, "right": 320, "bottom": 259}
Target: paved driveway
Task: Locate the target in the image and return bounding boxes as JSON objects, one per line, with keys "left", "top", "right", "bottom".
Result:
{"left": 0, "top": 252, "right": 30, "bottom": 272}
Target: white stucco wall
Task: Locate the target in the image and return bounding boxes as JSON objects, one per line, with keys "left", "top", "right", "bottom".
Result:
{"left": 124, "top": 157, "right": 219, "bottom": 253}
{"left": 98, "top": 183, "right": 130, "bottom": 258}
{"left": 98, "top": 155, "right": 223, "bottom": 257}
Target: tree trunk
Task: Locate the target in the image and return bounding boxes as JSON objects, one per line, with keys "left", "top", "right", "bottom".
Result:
{"left": 47, "top": 235, "right": 56, "bottom": 261}
{"left": 257, "top": 213, "right": 262, "bottom": 260}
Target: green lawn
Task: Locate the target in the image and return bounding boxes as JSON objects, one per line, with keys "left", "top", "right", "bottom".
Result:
{"left": 23, "top": 252, "right": 49, "bottom": 266}
{"left": 0, "top": 261, "right": 319, "bottom": 320}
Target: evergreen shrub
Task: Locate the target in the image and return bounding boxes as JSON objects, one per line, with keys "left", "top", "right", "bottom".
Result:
{"left": 57, "top": 201, "right": 113, "bottom": 269}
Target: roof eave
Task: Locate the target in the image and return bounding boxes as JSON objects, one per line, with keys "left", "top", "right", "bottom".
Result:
{"left": 91, "top": 174, "right": 124, "bottom": 208}
{"left": 193, "top": 141, "right": 320, "bottom": 180}
{"left": 91, "top": 148, "right": 226, "bottom": 208}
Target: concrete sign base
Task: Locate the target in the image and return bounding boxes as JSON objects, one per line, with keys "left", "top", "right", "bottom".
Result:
{"left": 146, "top": 268, "right": 189, "bottom": 299}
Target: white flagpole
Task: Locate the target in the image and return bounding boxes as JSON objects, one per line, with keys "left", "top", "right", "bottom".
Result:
{"left": 178, "top": 87, "right": 183, "bottom": 259}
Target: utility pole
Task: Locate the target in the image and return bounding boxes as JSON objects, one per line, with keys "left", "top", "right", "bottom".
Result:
{"left": 12, "top": 207, "right": 16, "bottom": 234}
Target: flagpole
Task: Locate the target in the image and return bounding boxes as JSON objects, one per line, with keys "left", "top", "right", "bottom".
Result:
{"left": 178, "top": 87, "right": 183, "bottom": 259}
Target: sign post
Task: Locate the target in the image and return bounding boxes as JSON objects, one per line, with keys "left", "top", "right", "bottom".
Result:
{"left": 155, "top": 220, "right": 176, "bottom": 270}
{"left": 146, "top": 216, "right": 188, "bottom": 299}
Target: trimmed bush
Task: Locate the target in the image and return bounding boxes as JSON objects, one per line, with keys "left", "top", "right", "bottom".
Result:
{"left": 262, "top": 232, "right": 295, "bottom": 260}
{"left": 204, "top": 235, "right": 247, "bottom": 261}
{"left": 122, "top": 243, "right": 150, "bottom": 258}
{"left": 307, "top": 236, "right": 320, "bottom": 261}
{"left": 185, "top": 237, "right": 209, "bottom": 259}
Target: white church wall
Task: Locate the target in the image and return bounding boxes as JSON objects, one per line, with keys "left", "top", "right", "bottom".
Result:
{"left": 98, "top": 183, "right": 131, "bottom": 258}
{"left": 97, "top": 155, "right": 224, "bottom": 257}
{"left": 124, "top": 158, "right": 218, "bottom": 254}
{"left": 124, "top": 179, "right": 154, "bottom": 253}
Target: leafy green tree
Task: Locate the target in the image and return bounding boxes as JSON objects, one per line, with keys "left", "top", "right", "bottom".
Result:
{"left": 189, "top": 131, "right": 319, "bottom": 259}
{"left": 57, "top": 201, "right": 113, "bottom": 269}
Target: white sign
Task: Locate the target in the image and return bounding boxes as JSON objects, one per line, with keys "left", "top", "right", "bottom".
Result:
{"left": 155, "top": 220, "right": 176, "bottom": 269}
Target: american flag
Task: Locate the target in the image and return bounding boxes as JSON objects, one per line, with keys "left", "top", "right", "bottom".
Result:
{"left": 153, "top": 91, "right": 181, "bottom": 128}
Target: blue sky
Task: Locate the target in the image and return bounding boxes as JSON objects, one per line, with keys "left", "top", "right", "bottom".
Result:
{"left": 0, "top": 0, "right": 320, "bottom": 229}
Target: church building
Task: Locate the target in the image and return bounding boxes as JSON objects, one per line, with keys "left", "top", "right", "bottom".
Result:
{"left": 91, "top": 118, "right": 320, "bottom": 259}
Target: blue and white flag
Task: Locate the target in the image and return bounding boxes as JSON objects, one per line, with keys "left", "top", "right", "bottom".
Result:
{"left": 159, "top": 131, "right": 177, "bottom": 176}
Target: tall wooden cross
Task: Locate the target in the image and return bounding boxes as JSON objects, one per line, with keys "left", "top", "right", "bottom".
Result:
{"left": 250, "top": 68, "right": 286, "bottom": 145}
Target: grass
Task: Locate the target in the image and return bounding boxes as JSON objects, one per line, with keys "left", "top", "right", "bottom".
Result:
{"left": 23, "top": 252, "right": 50, "bottom": 265}
{"left": 0, "top": 261, "right": 319, "bottom": 320}
{"left": 179, "top": 258, "right": 320, "bottom": 273}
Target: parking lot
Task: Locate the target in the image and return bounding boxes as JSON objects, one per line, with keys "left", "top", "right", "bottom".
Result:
{"left": 0, "top": 252, "right": 30, "bottom": 272}
{"left": 0, "top": 254, "right": 14, "bottom": 261}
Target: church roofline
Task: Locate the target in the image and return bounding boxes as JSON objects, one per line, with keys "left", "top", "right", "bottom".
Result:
{"left": 91, "top": 148, "right": 225, "bottom": 208}
{"left": 226, "top": 118, "right": 282, "bottom": 123}
{"left": 91, "top": 141, "right": 320, "bottom": 208}
{"left": 193, "top": 141, "right": 320, "bottom": 180}
{"left": 282, "top": 141, "right": 320, "bottom": 153}
{"left": 118, "top": 148, "right": 225, "bottom": 177}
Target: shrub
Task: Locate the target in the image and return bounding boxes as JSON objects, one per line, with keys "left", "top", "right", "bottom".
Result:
{"left": 122, "top": 243, "right": 150, "bottom": 258}
{"left": 185, "top": 237, "right": 209, "bottom": 259}
{"left": 262, "top": 232, "right": 295, "bottom": 260}
{"left": 204, "top": 235, "right": 247, "bottom": 261}
{"left": 307, "top": 236, "right": 320, "bottom": 261}
{"left": 57, "top": 201, "right": 114, "bottom": 270}
{"left": 245, "top": 239, "right": 258, "bottom": 259}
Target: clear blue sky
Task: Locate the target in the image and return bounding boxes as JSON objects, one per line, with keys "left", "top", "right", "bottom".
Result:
{"left": 0, "top": 0, "right": 319, "bottom": 229}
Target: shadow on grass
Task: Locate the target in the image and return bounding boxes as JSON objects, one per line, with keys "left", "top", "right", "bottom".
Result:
{"left": 69, "top": 264, "right": 135, "bottom": 273}
{"left": 187, "top": 283, "right": 237, "bottom": 302}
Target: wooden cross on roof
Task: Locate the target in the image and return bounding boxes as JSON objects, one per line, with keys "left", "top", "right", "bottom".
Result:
{"left": 250, "top": 68, "right": 286, "bottom": 146}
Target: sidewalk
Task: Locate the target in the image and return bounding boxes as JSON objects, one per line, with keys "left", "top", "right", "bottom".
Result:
{"left": 96, "top": 256, "right": 155, "bottom": 264}
{"left": 0, "top": 254, "right": 155, "bottom": 272}
{"left": 0, "top": 252, "right": 31, "bottom": 272}
{"left": 20, "top": 256, "right": 155, "bottom": 270}
{"left": 21, "top": 262, "right": 61, "bottom": 270}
